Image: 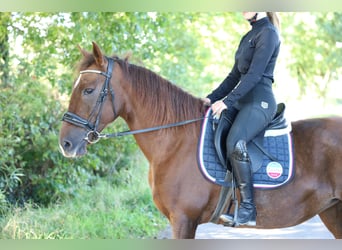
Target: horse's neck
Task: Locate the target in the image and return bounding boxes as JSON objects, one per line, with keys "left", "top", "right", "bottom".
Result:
{"left": 123, "top": 93, "right": 201, "bottom": 164}
{"left": 123, "top": 110, "right": 184, "bottom": 163}
{"left": 116, "top": 68, "right": 201, "bottom": 163}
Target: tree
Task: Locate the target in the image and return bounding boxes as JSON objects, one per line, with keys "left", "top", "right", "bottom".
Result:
{"left": 282, "top": 12, "right": 342, "bottom": 99}
{"left": 9, "top": 12, "right": 244, "bottom": 95}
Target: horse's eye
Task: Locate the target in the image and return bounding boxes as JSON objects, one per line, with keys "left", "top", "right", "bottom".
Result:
{"left": 83, "top": 88, "right": 94, "bottom": 95}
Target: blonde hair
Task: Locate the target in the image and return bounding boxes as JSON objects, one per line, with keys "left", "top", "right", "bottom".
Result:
{"left": 267, "top": 12, "right": 280, "bottom": 30}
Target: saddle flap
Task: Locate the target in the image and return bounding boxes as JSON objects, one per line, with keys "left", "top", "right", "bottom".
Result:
{"left": 213, "top": 108, "right": 238, "bottom": 171}
{"left": 213, "top": 116, "right": 228, "bottom": 169}
{"left": 213, "top": 103, "right": 288, "bottom": 172}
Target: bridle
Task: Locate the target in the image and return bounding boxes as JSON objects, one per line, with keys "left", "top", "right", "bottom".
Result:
{"left": 62, "top": 57, "right": 116, "bottom": 144}
{"left": 62, "top": 56, "right": 206, "bottom": 144}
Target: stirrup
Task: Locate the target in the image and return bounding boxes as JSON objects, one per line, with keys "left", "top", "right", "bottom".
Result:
{"left": 220, "top": 198, "right": 239, "bottom": 227}
{"left": 220, "top": 201, "right": 256, "bottom": 227}
{"left": 220, "top": 213, "right": 256, "bottom": 227}
{"left": 220, "top": 213, "right": 236, "bottom": 227}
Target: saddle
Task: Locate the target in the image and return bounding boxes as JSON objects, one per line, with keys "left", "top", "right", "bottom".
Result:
{"left": 197, "top": 103, "right": 294, "bottom": 189}
{"left": 214, "top": 103, "right": 288, "bottom": 173}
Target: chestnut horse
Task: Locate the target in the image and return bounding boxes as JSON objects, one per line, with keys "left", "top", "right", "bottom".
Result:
{"left": 59, "top": 42, "right": 342, "bottom": 239}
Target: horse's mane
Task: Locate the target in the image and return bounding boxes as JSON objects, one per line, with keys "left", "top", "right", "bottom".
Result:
{"left": 116, "top": 58, "right": 205, "bottom": 125}
{"left": 78, "top": 54, "right": 206, "bottom": 133}
{"left": 79, "top": 56, "right": 204, "bottom": 135}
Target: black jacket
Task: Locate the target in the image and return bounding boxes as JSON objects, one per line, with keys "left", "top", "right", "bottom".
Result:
{"left": 207, "top": 17, "right": 280, "bottom": 107}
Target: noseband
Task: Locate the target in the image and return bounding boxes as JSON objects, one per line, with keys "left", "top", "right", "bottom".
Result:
{"left": 62, "top": 57, "right": 116, "bottom": 144}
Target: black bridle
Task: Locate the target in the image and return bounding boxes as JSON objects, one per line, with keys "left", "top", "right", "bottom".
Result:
{"left": 62, "top": 57, "right": 116, "bottom": 144}
{"left": 62, "top": 57, "right": 206, "bottom": 144}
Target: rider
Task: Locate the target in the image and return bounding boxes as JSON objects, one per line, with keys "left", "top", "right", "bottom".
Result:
{"left": 202, "top": 12, "right": 281, "bottom": 226}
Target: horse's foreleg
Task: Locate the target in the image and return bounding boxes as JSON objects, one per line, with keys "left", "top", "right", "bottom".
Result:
{"left": 170, "top": 213, "right": 198, "bottom": 239}
{"left": 319, "top": 200, "right": 342, "bottom": 239}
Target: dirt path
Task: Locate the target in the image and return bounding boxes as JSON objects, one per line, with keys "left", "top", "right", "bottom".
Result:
{"left": 158, "top": 215, "right": 334, "bottom": 239}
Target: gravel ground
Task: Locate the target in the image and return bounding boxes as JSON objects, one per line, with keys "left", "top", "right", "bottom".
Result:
{"left": 158, "top": 215, "right": 334, "bottom": 239}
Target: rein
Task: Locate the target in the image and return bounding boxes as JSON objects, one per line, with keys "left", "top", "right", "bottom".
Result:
{"left": 98, "top": 117, "right": 206, "bottom": 140}
{"left": 62, "top": 56, "right": 207, "bottom": 144}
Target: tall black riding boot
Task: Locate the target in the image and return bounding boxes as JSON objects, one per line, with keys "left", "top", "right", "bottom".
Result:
{"left": 220, "top": 140, "right": 256, "bottom": 226}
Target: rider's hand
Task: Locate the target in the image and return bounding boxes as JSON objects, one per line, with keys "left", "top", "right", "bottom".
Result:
{"left": 211, "top": 100, "right": 227, "bottom": 119}
{"left": 201, "top": 97, "right": 211, "bottom": 107}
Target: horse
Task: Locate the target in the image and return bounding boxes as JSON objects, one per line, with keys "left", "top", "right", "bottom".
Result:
{"left": 59, "top": 42, "right": 342, "bottom": 239}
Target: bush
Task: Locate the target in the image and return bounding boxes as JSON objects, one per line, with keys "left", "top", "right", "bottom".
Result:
{"left": 0, "top": 167, "right": 168, "bottom": 239}
{"left": 0, "top": 76, "right": 138, "bottom": 209}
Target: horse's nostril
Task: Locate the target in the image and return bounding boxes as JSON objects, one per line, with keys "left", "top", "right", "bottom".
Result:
{"left": 64, "top": 140, "right": 72, "bottom": 149}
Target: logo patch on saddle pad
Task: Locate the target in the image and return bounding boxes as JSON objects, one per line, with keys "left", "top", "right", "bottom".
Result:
{"left": 197, "top": 108, "right": 295, "bottom": 189}
{"left": 266, "top": 161, "right": 283, "bottom": 179}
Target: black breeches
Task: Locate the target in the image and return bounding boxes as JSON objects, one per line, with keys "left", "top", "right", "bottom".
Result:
{"left": 226, "top": 100, "right": 277, "bottom": 157}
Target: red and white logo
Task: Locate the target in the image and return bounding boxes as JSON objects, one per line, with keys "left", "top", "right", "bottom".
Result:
{"left": 266, "top": 162, "right": 283, "bottom": 179}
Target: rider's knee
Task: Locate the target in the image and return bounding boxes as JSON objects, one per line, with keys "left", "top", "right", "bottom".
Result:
{"left": 231, "top": 140, "right": 250, "bottom": 162}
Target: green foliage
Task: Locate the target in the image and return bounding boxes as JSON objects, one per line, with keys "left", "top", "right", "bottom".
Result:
{"left": 9, "top": 12, "right": 244, "bottom": 96}
{"left": 0, "top": 167, "right": 167, "bottom": 239}
{"left": 0, "top": 68, "right": 137, "bottom": 208}
{"left": 282, "top": 12, "right": 342, "bottom": 98}
{"left": 7, "top": 12, "right": 342, "bottom": 97}
{"left": 0, "top": 12, "right": 10, "bottom": 85}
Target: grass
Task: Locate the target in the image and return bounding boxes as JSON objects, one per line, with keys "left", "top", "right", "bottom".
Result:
{"left": 0, "top": 165, "right": 168, "bottom": 239}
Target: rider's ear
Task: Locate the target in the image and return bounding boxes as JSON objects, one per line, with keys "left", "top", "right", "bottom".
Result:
{"left": 92, "top": 41, "right": 104, "bottom": 67}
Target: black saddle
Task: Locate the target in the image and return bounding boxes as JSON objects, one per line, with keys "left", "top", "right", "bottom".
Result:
{"left": 214, "top": 103, "right": 288, "bottom": 172}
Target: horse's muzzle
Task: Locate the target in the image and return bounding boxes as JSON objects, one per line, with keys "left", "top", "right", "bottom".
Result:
{"left": 59, "top": 129, "right": 88, "bottom": 158}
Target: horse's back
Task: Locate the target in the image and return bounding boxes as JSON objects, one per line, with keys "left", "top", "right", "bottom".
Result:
{"left": 292, "top": 116, "right": 342, "bottom": 144}
{"left": 292, "top": 116, "right": 342, "bottom": 191}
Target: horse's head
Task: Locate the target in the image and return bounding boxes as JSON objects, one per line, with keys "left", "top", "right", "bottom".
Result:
{"left": 59, "top": 42, "right": 119, "bottom": 158}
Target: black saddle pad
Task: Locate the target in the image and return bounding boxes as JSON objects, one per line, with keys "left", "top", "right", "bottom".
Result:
{"left": 197, "top": 108, "right": 295, "bottom": 189}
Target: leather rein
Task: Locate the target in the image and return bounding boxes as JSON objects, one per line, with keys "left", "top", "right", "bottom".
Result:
{"left": 62, "top": 57, "right": 205, "bottom": 144}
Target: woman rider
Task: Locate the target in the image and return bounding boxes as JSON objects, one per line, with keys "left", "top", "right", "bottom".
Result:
{"left": 202, "top": 12, "right": 281, "bottom": 226}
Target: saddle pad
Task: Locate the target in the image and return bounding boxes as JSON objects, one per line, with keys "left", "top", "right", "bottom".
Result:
{"left": 197, "top": 108, "right": 295, "bottom": 189}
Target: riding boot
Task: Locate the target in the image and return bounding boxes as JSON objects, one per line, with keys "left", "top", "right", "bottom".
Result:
{"left": 220, "top": 140, "right": 256, "bottom": 226}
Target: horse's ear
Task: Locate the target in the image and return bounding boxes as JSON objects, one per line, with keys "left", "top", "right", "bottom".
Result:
{"left": 77, "top": 45, "right": 91, "bottom": 58}
{"left": 92, "top": 41, "right": 104, "bottom": 67}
